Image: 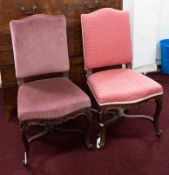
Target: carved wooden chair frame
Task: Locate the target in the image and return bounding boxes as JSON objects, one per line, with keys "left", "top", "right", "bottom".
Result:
{"left": 86, "top": 64, "right": 163, "bottom": 148}
{"left": 17, "top": 72, "right": 93, "bottom": 167}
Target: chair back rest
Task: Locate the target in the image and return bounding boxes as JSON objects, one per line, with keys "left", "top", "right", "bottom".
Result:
{"left": 81, "top": 8, "right": 132, "bottom": 70}
{"left": 10, "top": 14, "right": 70, "bottom": 78}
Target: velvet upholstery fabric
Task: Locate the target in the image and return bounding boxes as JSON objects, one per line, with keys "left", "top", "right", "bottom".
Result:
{"left": 10, "top": 14, "right": 70, "bottom": 78}
{"left": 18, "top": 78, "right": 91, "bottom": 121}
{"left": 10, "top": 14, "right": 91, "bottom": 122}
{"left": 81, "top": 8, "right": 132, "bottom": 70}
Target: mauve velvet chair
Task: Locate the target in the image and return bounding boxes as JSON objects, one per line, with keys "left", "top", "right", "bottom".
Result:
{"left": 10, "top": 14, "right": 93, "bottom": 166}
{"left": 81, "top": 8, "right": 163, "bottom": 148}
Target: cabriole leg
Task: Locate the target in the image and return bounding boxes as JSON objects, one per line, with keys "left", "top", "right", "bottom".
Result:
{"left": 20, "top": 122, "right": 29, "bottom": 167}
{"left": 154, "top": 96, "right": 163, "bottom": 137}
{"left": 84, "top": 110, "right": 94, "bottom": 149}
{"left": 98, "top": 110, "right": 106, "bottom": 148}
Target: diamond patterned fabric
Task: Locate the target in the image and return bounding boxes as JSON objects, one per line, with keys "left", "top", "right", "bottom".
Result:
{"left": 88, "top": 69, "right": 163, "bottom": 105}
{"left": 81, "top": 8, "right": 132, "bottom": 70}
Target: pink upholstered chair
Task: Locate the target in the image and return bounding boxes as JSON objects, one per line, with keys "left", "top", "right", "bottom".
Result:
{"left": 10, "top": 14, "right": 93, "bottom": 166}
{"left": 81, "top": 8, "right": 163, "bottom": 148}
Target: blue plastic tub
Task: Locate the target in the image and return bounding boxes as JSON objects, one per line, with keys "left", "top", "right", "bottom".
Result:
{"left": 160, "top": 39, "right": 169, "bottom": 74}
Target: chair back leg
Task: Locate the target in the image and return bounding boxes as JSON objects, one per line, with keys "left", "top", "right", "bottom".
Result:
{"left": 154, "top": 95, "right": 163, "bottom": 136}
{"left": 98, "top": 109, "right": 106, "bottom": 148}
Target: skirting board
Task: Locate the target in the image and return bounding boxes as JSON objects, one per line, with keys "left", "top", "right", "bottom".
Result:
{"left": 156, "top": 58, "right": 161, "bottom": 66}
{"left": 133, "top": 63, "right": 158, "bottom": 74}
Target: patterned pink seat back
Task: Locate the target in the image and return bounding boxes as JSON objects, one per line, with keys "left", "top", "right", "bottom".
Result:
{"left": 81, "top": 8, "right": 132, "bottom": 70}
{"left": 10, "top": 14, "right": 70, "bottom": 78}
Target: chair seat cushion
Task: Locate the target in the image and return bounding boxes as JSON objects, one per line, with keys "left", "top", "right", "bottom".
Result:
{"left": 18, "top": 78, "right": 91, "bottom": 121}
{"left": 88, "top": 69, "right": 163, "bottom": 106}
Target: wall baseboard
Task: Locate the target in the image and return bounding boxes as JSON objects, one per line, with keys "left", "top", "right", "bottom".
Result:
{"left": 156, "top": 58, "right": 161, "bottom": 65}
{"left": 134, "top": 63, "right": 158, "bottom": 74}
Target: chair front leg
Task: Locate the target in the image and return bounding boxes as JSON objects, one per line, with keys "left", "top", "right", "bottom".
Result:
{"left": 83, "top": 109, "right": 94, "bottom": 149}
{"left": 20, "top": 122, "right": 29, "bottom": 167}
{"left": 98, "top": 109, "right": 106, "bottom": 148}
{"left": 53, "top": 109, "right": 93, "bottom": 149}
{"left": 154, "top": 95, "right": 163, "bottom": 137}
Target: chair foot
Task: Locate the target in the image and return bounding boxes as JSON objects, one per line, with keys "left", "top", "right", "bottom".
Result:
{"left": 20, "top": 122, "right": 30, "bottom": 167}
{"left": 99, "top": 140, "right": 105, "bottom": 148}
{"left": 23, "top": 152, "right": 29, "bottom": 167}
{"left": 96, "top": 124, "right": 106, "bottom": 149}
{"left": 96, "top": 134, "right": 105, "bottom": 149}
{"left": 100, "top": 126, "right": 106, "bottom": 148}
{"left": 85, "top": 136, "right": 93, "bottom": 149}
{"left": 156, "top": 129, "right": 162, "bottom": 137}
{"left": 153, "top": 119, "right": 162, "bottom": 137}
{"left": 154, "top": 121, "right": 162, "bottom": 137}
